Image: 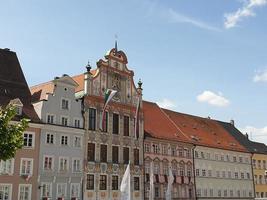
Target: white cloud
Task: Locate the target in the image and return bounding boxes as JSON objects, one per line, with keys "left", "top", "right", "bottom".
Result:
{"left": 157, "top": 98, "right": 177, "bottom": 109}
{"left": 197, "top": 90, "right": 230, "bottom": 107}
{"left": 240, "top": 125, "right": 267, "bottom": 144}
{"left": 224, "top": 0, "right": 267, "bottom": 29}
{"left": 167, "top": 8, "right": 221, "bottom": 32}
{"left": 253, "top": 69, "right": 267, "bottom": 82}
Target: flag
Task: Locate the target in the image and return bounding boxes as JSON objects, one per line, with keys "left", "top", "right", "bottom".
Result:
{"left": 149, "top": 162, "right": 154, "bottom": 200}
{"left": 166, "top": 166, "right": 174, "bottom": 200}
{"left": 120, "top": 163, "right": 131, "bottom": 200}
{"left": 134, "top": 96, "right": 141, "bottom": 139}
{"left": 100, "top": 89, "right": 117, "bottom": 130}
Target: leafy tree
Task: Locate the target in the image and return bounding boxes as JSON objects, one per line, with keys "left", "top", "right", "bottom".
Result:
{"left": 0, "top": 105, "right": 29, "bottom": 161}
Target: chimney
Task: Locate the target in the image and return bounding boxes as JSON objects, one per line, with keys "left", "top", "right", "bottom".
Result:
{"left": 230, "top": 119, "right": 235, "bottom": 126}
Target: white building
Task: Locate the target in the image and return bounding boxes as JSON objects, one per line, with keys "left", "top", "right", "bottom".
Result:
{"left": 31, "top": 75, "right": 84, "bottom": 200}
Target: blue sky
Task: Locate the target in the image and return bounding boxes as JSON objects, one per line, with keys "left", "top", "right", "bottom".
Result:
{"left": 1, "top": 0, "right": 267, "bottom": 143}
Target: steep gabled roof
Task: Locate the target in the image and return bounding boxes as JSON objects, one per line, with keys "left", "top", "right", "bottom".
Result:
{"left": 0, "top": 48, "right": 39, "bottom": 122}
{"left": 218, "top": 121, "right": 267, "bottom": 154}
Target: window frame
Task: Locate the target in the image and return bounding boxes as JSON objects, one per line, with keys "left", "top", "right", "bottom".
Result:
{"left": 61, "top": 98, "right": 70, "bottom": 110}
{"left": 23, "top": 132, "right": 35, "bottom": 148}
{"left": 18, "top": 184, "right": 32, "bottom": 200}
{"left": 20, "top": 158, "right": 33, "bottom": 176}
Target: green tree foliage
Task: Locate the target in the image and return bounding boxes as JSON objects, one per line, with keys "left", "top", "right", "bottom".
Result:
{"left": 0, "top": 105, "right": 29, "bottom": 161}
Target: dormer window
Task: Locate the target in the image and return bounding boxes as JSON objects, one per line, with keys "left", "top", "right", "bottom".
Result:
{"left": 15, "top": 105, "right": 22, "bottom": 116}
{"left": 9, "top": 98, "right": 23, "bottom": 116}
{"left": 61, "top": 99, "right": 69, "bottom": 110}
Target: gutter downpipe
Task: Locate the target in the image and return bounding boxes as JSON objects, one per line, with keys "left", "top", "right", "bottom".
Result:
{"left": 251, "top": 153, "right": 256, "bottom": 199}
{"left": 192, "top": 144, "right": 197, "bottom": 200}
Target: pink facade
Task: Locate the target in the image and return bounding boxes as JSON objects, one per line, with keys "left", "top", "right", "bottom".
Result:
{"left": 144, "top": 137, "right": 196, "bottom": 200}
{"left": 0, "top": 125, "right": 41, "bottom": 200}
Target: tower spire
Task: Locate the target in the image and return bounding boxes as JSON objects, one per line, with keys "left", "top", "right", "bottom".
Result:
{"left": 115, "top": 34, "right": 118, "bottom": 53}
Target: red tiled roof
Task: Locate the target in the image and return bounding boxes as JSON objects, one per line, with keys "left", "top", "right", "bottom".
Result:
{"left": 143, "top": 101, "right": 190, "bottom": 143}
{"left": 30, "top": 70, "right": 97, "bottom": 102}
{"left": 162, "top": 109, "right": 247, "bottom": 152}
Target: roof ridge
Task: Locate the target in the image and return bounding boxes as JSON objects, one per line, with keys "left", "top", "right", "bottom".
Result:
{"left": 158, "top": 105, "right": 191, "bottom": 141}
{"left": 30, "top": 80, "right": 52, "bottom": 89}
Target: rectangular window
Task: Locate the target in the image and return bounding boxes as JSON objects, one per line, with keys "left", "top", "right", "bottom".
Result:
{"left": 89, "top": 108, "right": 96, "bottom": 130}
{"left": 61, "top": 99, "right": 69, "bottom": 110}
{"left": 61, "top": 117, "right": 68, "bottom": 126}
{"left": 99, "top": 175, "right": 107, "bottom": 190}
{"left": 0, "top": 184, "right": 12, "bottom": 200}
{"left": 113, "top": 113, "right": 119, "bottom": 134}
{"left": 87, "top": 143, "right": 95, "bottom": 162}
{"left": 123, "top": 147, "right": 130, "bottom": 164}
{"left": 73, "top": 159, "right": 81, "bottom": 172}
{"left": 101, "top": 111, "right": 108, "bottom": 132}
{"left": 23, "top": 132, "right": 34, "bottom": 148}
{"left": 134, "top": 149, "right": 139, "bottom": 165}
{"left": 112, "top": 176, "right": 119, "bottom": 190}
{"left": 61, "top": 135, "right": 68, "bottom": 145}
{"left": 202, "top": 169, "right": 206, "bottom": 177}
{"left": 208, "top": 170, "right": 212, "bottom": 177}
{"left": 74, "top": 136, "right": 81, "bottom": 148}
{"left": 235, "top": 172, "right": 238, "bottom": 179}
{"left": 112, "top": 146, "right": 119, "bottom": 164}
{"left": 233, "top": 156, "right": 237, "bottom": 162}
{"left": 155, "top": 187, "right": 160, "bottom": 198}
{"left": 20, "top": 158, "right": 33, "bottom": 175}
{"left": 86, "top": 174, "right": 94, "bottom": 190}
{"left": 134, "top": 177, "right": 140, "bottom": 190}
{"left": 57, "top": 183, "right": 67, "bottom": 198}
{"left": 46, "top": 133, "right": 54, "bottom": 144}
{"left": 123, "top": 115, "right": 129, "bottom": 136}
{"left": 196, "top": 169, "right": 200, "bottom": 176}
{"left": 71, "top": 183, "right": 80, "bottom": 198}
{"left": 59, "top": 157, "right": 68, "bottom": 172}
{"left": 47, "top": 114, "right": 55, "bottom": 124}
{"left": 19, "top": 184, "right": 31, "bottom": 200}
{"left": 144, "top": 144, "right": 150, "bottom": 153}
{"left": 100, "top": 145, "right": 107, "bottom": 162}
{"left": 74, "top": 119, "right": 80, "bottom": 128}
{"left": 41, "top": 183, "right": 52, "bottom": 198}
{"left": 0, "top": 159, "right": 14, "bottom": 175}
{"left": 43, "top": 156, "right": 53, "bottom": 170}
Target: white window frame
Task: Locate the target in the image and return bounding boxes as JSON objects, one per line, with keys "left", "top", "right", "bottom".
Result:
{"left": 73, "top": 118, "right": 81, "bottom": 128}
{"left": 0, "top": 184, "right": 12, "bottom": 200}
{"left": 58, "top": 157, "right": 69, "bottom": 172}
{"left": 46, "top": 113, "right": 56, "bottom": 124}
{"left": 45, "top": 132, "right": 55, "bottom": 145}
{"left": 0, "top": 159, "right": 14, "bottom": 175}
{"left": 60, "top": 135, "right": 69, "bottom": 146}
{"left": 57, "top": 183, "right": 67, "bottom": 198}
{"left": 70, "top": 183, "right": 80, "bottom": 198}
{"left": 41, "top": 182, "right": 52, "bottom": 198}
{"left": 20, "top": 158, "right": 33, "bottom": 176}
{"left": 43, "top": 155, "right": 54, "bottom": 171}
{"left": 73, "top": 136, "right": 82, "bottom": 148}
{"left": 60, "top": 115, "right": 69, "bottom": 126}
{"left": 72, "top": 158, "right": 82, "bottom": 173}
{"left": 23, "top": 132, "right": 35, "bottom": 148}
{"left": 18, "top": 184, "right": 32, "bottom": 200}
{"left": 61, "top": 98, "right": 70, "bottom": 110}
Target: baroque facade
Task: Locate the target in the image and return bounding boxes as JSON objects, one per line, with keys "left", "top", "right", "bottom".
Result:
{"left": 72, "top": 48, "right": 144, "bottom": 200}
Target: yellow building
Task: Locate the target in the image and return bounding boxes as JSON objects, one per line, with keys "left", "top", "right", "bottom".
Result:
{"left": 253, "top": 151, "right": 267, "bottom": 199}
